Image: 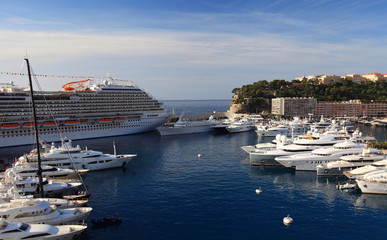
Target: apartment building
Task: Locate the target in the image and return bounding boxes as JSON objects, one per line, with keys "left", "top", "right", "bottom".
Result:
{"left": 316, "top": 100, "right": 387, "bottom": 118}
{"left": 271, "top": 97, "right": 317, "bottom": 117}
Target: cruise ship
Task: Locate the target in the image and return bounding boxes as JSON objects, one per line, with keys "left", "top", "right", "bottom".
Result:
{"left": 0, "top": 78, "right": 169, "bottom": 148}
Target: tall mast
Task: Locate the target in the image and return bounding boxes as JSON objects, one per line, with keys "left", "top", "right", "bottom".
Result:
{"left": 25, "top": 58, "right": 44, "bottom": 198}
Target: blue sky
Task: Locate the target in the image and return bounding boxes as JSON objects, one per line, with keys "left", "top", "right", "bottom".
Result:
{"left": 1, "top": 0, "right": 387, "bottom": 99}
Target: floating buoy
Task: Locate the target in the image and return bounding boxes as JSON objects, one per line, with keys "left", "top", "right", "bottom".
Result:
{"left": 255, "top": 187, "right": 262, "bottom": 194}
{"left": 283, "top": 214, "right": 293, "bottom": 225}
{"left": 198, "top": 153, "right": 202, "bottom": 158}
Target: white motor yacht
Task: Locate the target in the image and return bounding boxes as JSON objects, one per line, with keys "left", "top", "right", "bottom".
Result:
{"left": 249, "top": 129, "right": 349, "bottom": 166}
{"left": 0, "top": 220, "right": 87, "bottom": 240}
{"left": 19, "top": 139, "right": 136, "bottom": 171}
{"left": 157, "top": 115, "right": 218, "bottom": 136}
{"left": 0, "top": 196, "right": 92, "bottom": 225}
{"left": 356, "top": 170, "right": 387, "bottom": 194}
{"left": 226, "top": 116, "right": 256, "bottom": 133}
{"left": 0, "top": 159, "right": 86, "bottom": 180}
{"left": 0, "top": 171, "right": 83, "bottom": 198}
{"left": 249, "top": 135, "right": 304, "bottom": 166}
{"left": 275, "top": 139, "right": 367, "bottom": 171}
{"left": 316, "top": 148, "right": 385, "bottom": 176}
{"left": 241, "top": 134, "right": 292, "bottom": 154}
{"left": 256, "top": 125, "right": 290, "bottom": 137}
{"left": 343, "top": 159, "right": 387, "bottom": 179}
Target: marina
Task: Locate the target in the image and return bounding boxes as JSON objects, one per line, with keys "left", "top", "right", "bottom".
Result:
{"left": 2, "top": 1, "right": 387, "bottom": 239}
{"left": 1, "top": 100, "right": 386, "bottom": 239}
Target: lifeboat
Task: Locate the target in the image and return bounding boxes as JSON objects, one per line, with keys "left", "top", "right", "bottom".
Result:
{"left": 1, "top": 123, "right": 20, "bottom": 129}
{"left": 100, "top": 118, "right": 113, "bottom": 123}
{"left": 64, "top": 120, "right": 80, "bottom": 126}
{"left": 22, "top": 122, "right": 40, "bottom": 128}
{"left": 114, "top": 117, "right": 126, "bottom": 122}
{"left": 42, "top": 121, "right": 59, "bottom": 127}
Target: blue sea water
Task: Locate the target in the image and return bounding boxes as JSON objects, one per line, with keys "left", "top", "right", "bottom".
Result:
{"left": 4, "top": 100, "right": 387, "bottom": 240}
{"left": 161, "top": 100, "right": 231, "bottom": 116}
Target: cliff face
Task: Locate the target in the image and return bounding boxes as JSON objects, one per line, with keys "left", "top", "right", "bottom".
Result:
{"left": 229, "top": 95, "right": 271, "bottom": 114}
{"left": 229, "top": 103, "right": 248, "bottom": 113}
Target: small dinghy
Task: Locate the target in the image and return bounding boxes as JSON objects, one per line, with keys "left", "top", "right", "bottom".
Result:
{"left": 91, "top": 216, "right": 122, "bottom": 226}
{"left": 337, "top": 181, "right": 357, "bottom": 190}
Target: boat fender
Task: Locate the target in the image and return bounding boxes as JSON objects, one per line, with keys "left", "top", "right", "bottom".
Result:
{"left": 82, "top": 164, "right": 86, "bottom": 169}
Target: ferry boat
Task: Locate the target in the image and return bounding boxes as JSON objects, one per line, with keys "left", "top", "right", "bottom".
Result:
{"left": 0, "top": 78, "right": 169, "bottom": 147}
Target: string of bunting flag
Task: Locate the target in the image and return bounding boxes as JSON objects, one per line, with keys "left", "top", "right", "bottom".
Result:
{"left": 0, "top": 71, "right": 105, "bottom": 79}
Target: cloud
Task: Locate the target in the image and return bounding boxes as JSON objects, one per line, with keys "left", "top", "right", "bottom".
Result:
{"left": 5, "top": 17, "right": 71, "bottom": 27}
{"left": 1, "top": 27, "right": 387, "bottom": 99}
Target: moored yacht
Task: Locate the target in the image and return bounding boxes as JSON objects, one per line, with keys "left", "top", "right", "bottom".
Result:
{"left": 0, "top": 159, "right": 86, "bottom": 180}
{"left": 256, "top": 125, "right": 290, "bottom": 137}
{"left": 0, "top": 175, "right": 83, "bottom": 198}
{"left": 157, "top": 115, "right": 218, "bottom": 136}
{"left": 18, "top": 139, "right": 136, "bottom": 171}
{"left": 226, "top": 116, "right": 256, "bottom": 133}
{"left": 0, "top": 220, "right": 87, "bottom": 240}
{"left": 275, "top": 139, "right": 367, "bottom": 171}
{"left": 0, "top": 196, "right": 92, "bottom": 225}
{"left": 356, "top": 170, "right": 387, "bottom": 194}
{"left": 343, "top": 159, "right": 387, "bottom": 179}
{"left": 316, "top": 148, "right": 385, "bottom": 176}
{"left": 248, "top": 129, "right": 350, "bottom": 166}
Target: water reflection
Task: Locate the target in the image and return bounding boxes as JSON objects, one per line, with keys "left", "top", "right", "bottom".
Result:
{"left": 355, "top": 194, "right": 387, "bottom": 210}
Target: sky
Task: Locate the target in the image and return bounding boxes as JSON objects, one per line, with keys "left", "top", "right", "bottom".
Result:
{"left": 1, "top": 0, "right": 387, "bottom": 100}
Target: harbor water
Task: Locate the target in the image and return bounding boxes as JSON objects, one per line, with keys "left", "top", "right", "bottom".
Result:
{"left": 3, "top": 100, "right": 387, "bottom": 240}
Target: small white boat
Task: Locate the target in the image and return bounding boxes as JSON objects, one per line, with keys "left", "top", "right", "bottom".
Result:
{"left": 337, "top": 182, "right": 357, "bottom": 190}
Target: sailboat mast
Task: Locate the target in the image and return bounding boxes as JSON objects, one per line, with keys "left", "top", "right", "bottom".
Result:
{"left": 25, "top": 58, "right": 44, "bottom": 198}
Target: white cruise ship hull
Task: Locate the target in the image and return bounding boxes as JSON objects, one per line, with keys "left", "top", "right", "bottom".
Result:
{"left": 0, "top": 113, "right": 168, "bottom": 148}
{"left": 0, "top": 77, "right": 170, "bottom": 148}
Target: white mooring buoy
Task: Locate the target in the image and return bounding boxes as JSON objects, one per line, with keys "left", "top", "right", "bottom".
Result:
{"left": 255, "top": 187, "right": 262, "bottom": 194}
{"left": 283, "top": 214, "right": 293, "bottom": 225}
{"left": 198, "top": 153, "right": 202, "bottom": 158}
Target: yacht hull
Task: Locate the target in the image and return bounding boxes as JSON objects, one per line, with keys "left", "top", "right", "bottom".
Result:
{"left": 356, "top": 180, "right": 387, "bottom": 194}
{"left": 250, "top": 153, "right": 285, "bottom": 166}
{"left": 157, "top": 125, "right": 214, "bottom": 136}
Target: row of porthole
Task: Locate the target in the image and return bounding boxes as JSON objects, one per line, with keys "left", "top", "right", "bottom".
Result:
{"left": 1, "top": 123, "right": 151, "bottom": 137}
